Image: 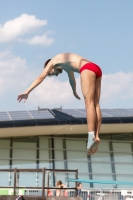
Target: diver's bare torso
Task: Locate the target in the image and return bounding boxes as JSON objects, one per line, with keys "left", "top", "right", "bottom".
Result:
{"left": 51, "top": 53, "right": 90, "bottom": 73}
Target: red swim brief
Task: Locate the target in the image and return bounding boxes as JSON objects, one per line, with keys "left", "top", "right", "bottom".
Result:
{"left": 80, "top": 62, "right": 102, "bottom": 78}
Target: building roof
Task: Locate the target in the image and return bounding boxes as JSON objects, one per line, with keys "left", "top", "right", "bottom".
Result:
{"left": 0, "top": 108, "right": 133, "bottom": 128}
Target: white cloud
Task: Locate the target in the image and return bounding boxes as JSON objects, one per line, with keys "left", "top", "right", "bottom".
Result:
{"left": 0, "top": 50, "right": 38, "bottom": 97}
{"left": 101, "top": 72, "right": 133, "bottom": 106}
{"left": 27, "top": 34, "right": 54, "bottom": 46}
{"left": 0, "top": 51, "right": 133, "bottom": 109}
{"left": 0, "top": 14, "right": 48, "bottom": 43}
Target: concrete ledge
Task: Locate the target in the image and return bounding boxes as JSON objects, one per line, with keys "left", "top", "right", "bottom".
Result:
{"left": 0, "top": 196, "right": 82, "bottom": 200}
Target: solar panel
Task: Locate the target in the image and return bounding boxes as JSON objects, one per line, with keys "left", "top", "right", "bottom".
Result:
{"left": 78, "top": 109, "right": 86, "bottom": 113}
{"left": 62, "top": 109, "right": 86, "bottom": 118}
{"left": 127, "top": 109, "right": 133, "bottom": 115}
{"left": 9, "top": 111, "right": 32, "bottom": 120}
{"left": 0, "top": 110, "right": 55, "bottom": 121}
{"left": 0, "top": 112, "right": 11, "bottom": 121}
{"left": 62, "top": 109, "right": 133, "bottom": 118}
{"left": 112, "top": 109, "right": 133, "bottom": 117}
{"left": 29, "top": 110, "right": 55, "bottom": 119}
{"left": 102, "top": 109, "right": 133, "bottom": 117}
{"left": 101, "top": 112, "right": 113, "bottom": 117}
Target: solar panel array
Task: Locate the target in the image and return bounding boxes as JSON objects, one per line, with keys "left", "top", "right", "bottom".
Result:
{"left": 0, "top": 110, "right": 55, "bottom": 121}
{"left": 0, "top": 109, "right": 133, "bottom": 121}
{"left": 62, "top": 109, "right": 133, "bottom": 118}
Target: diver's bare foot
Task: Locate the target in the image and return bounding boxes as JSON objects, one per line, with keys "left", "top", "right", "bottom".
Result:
{"left": 87, "top": 137, "right": 100, "bottom": 155}
{"left": 91, "top": 138, "right": 100, "bottom": 154}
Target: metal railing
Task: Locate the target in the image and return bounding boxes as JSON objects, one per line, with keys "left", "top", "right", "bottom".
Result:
{"left": 86, "top": 188, "right": 133, "bottom": 200}
{"left": 0, "top": 168, "right": 78, "bottom": 197}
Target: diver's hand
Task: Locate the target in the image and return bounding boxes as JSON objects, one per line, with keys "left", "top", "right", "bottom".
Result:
{"left": 73, "top": 92, "right": 81, "bottom": 100}
{"left": 17, "top": 92, "right": 28, "bottom": 103}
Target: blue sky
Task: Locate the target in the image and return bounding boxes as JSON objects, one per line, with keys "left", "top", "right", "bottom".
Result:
{"left": 0, "top": 0, "right": 133, "bottom": 111}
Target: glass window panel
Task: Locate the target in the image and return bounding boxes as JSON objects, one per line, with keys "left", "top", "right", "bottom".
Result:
{"left": 0, "top": 160, "right": 9, "bottom": 186}
{"left": 91, "top": 152, "right": 112, "bottom": 176}
{"left": 67, "top": 159, "right": 88, "bottom": 173}
{"left": 12, "top": 160, "right": 36, "bottom": 168}
{"left": 66, "top": 139, "right": 88, "bottom": 187}
{"left": 13, "top": 142, "right": 36, "bottom": 159}
{"left": 39, "top": 137, "right": 51, "bottom": 186}
{"left": 91, "top": 152, "right": 111, "bottom": 162}
{"left": 39, "top": 137, "right": 50, "bottom": 165}
{"left": 91, "top": 141, "right": 112, "bottom": 187}
{"left": 18, "top": 172, "right": 37, "bottom": 187}
{"left": 66, "top": 140, "right": 88, "bottom": 161}
{"left": 0, "top": 160, "right": 9, "bottom": 169}
{"left": 12, "top": 141, "right": 36, "bottom": 186}
{"left": 114, "top": 153, "right": 133, "bottom": 163}
{"left": 39, "top": 137, "right": 50, "bottom": 164}
{"left": 0, "top": 171, "right": 9, "bottom": 186}
{"left": 55, "top": 149, "right": 63, "bottom": 160}
{"left": 54, "top": 151, "right": 64, "bottom": 169}
{"left": 98, "top": 140, "right": 110, "bottom": 151}
{"left": 54, "top": 138, "right": 63, "bottom": 149}
{"left": 55, "top": 161, "right": 64, "bottom": 169}
{"left": 66, "top": 140, "right": 86, "bottom": 151}
{"left": 13, "top": 142, "right": 36, "bottom": 150}
{"left": 0, "top": 139, "right": 10, "bottom": 148}
{"left": 116, "top": 175, "right": 133, "bottom": 188}
{"left": 0, "top": 140, "right": 10, "bottom": 186}
{"left": 115, "top": 163, "right": 133, "bottom": 175}
{"left": 13, "top": 151, "right": 36, "bottom": 160}
{"left": 0, "top": 149, "right": 10, "bottom": 160}
{"left": 67, "top": 151, "right": 88, "bottom": 161}
{"left": 54, "top": 138, "right": 66, "bottom": 186}
{"left": 92, "top": 163, "right": 112, "bottom": 174}
{"left": 113, "top": 142, "right": 132, "bottom": 153}
{"left": 13, "top": 142, "right": 36, "bottom": 163}
{"left": 39, "top": 161, "right": 51, "bottom": 170}
{"left": 39, "top": 137, "right": 49, "bottom": 149}
{"left": 67, "top": 155, "right": 88, "bottom": 173}
{"left": 39, "top": 149, "right": 50, "bottom": 162}
{"left": 90, "top": 141, "right": 111, "bottom": 162}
